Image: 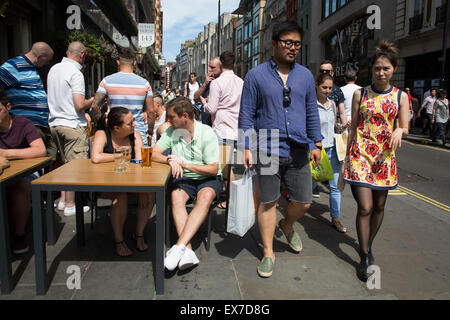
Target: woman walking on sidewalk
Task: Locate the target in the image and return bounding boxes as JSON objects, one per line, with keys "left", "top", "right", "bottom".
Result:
{"left": 432, "top": 89, "right": 448, "bottom": 146}
{"left": 313, "top": 72, "right": 347, "bottom": 233}
{"left": 343, "top": 42, "right": 410, "bottom": 281}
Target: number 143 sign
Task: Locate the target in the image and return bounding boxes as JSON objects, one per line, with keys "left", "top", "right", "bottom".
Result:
{"left": 139, "top": 23, "right": 155, "bottom": 47}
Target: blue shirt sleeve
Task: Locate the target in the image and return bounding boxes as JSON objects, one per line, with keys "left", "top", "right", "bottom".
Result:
{"left": 238, "top": 71, "right": 258, "bottom": 149}
{"left": 0, "top": 63, "right": 19, "bottom": 88}
{"left": 305, "top": 72, "right": 322, "bottom": 150}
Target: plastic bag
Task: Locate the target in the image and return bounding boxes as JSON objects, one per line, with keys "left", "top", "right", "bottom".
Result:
{"left": 227, "top": 169, "right": 257, "bottom": 237}
{"left": 310, "top": 148, "right": 334, "bottom": 182}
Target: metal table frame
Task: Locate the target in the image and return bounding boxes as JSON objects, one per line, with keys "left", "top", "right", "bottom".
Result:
{"left": 0, "top": 158, "right": 51, "bottom": 294}
{"left": 31, "top": 176, "right": 170, "bottom": 295}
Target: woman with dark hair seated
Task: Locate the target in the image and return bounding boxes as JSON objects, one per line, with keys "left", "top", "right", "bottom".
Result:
{"left": 91, "top": 107, "right": 155, "bottom": 257}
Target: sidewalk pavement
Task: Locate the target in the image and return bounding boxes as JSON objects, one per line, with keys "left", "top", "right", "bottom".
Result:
{"left": 404, "top": 130, "right": 448, "bottom": 149}
{"left": 1, "top": 177, "right": 450, "bottom": 300}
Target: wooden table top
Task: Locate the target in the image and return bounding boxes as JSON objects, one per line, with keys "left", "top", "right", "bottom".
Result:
{"left": 32, "top": 158, "right": 171, "bottom": 187}
{"left": 0, "top": 157, "right": 51, "bottom": 184}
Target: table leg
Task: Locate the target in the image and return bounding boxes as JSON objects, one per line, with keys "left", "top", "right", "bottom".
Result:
{"left": 32, "top": 188, "right": 47, "bottom": 295}
{"left": 46, "top": 191, "right": 55, "bottom": 245}
{"left": 75, "top": 192, "right": 85, "bottom": 247}
{"left": 155, "top": 189, "right": 165, "bottom": 295}
{"left": 0, "top": 184, "right": 12, "bottom": 294}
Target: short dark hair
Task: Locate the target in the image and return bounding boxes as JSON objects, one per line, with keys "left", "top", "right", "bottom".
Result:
{"left": 118, "top": 48, "right": 135, "bottom": 61}
{"left": 439, "top": 88, "right": 447, "bottom": 96}
{"left": 344, "top": 69, "right": 357, "bottom": 82}
{"left": 189, "top": 72, "right": 197, "bottom": 77}
{"left": 320, "top": 60, "right": 334, "bottom": 69}
{"left": 166, "top": 97, "right": 194, "bottom": 120}
{"left": 272, "top": 20, "right": 304, "bottom": 41}
{"left": 220, "top": 51, "right": 235, "bottom": 69}
{"left": 0, "top": 87, "right": 8, "bottom": 106}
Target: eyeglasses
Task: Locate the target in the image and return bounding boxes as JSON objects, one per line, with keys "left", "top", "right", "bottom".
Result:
{"left": 278, "top": 39, "right": 302, "bottom": 49}
{"left": 283, "top": 86, "right": 291, "bottom": 107}
{"left": 319, "top": 69, "right": 332, "bottom": 74}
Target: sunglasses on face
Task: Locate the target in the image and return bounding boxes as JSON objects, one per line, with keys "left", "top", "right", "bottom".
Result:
{"left": 319, "top": 69, "right": 332, "bottom": 74}
{"left": 283, "top": 86, "right": 291, "bottom": 107}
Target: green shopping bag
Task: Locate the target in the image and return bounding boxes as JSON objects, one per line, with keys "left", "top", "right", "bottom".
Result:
{"left": 310, "top": 148, "right": 334, "bottom": 182}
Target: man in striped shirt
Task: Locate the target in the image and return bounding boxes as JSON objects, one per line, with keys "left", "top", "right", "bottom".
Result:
{"left": 0, "top": 42, "right": 57, "bottom": 160}
{"left": 93, "top": 48, "right": 155, "bottom": 145}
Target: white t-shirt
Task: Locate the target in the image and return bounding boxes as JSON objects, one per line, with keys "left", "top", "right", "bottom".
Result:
{"left": 340, "top": 83, "right": 361, "bottom": 121}
{"left": 188, "top": 82, "right": 199, "bottom": 103}
{"left": 152, "top": 110, "right": 166, "bottom": 143}
{"left": 47, "top": 57, "right": 87, "bottom": 128}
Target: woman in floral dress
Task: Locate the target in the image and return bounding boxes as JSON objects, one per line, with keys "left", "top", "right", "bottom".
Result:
{"left": 344, "top": 42, "right": 410, "bottom": 281}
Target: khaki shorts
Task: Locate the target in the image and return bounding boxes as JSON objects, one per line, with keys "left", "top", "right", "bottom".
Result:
{"left": 50, "top": 125, "right": 89, "bottom": 163}
{"left": 35, "top": 125, "right": 58, "bottom": 161}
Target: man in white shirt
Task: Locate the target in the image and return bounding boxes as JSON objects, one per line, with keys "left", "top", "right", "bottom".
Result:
{"left": 47, "top": 41, "right": 93, "bottom": 217}
{"left": 184, "top": 72, "right": 200, "bottom": 105}
{"left": 340, "top": 69, "right": 361, "bottom": 122}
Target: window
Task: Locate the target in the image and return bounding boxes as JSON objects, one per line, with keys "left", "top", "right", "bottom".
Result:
{"left": 254, "top": 58, "right": 259, "bottom": 67}
{"left": 248, "top": 42, "right": 252, "bottom": 58}
{"left": 237, "top": 46, "right": 242, "bottom": 62}
{"left": 244, "top": 24, "right": 249, "bottom": 41}
{"left": 254, "top": 15, "right": 260, "bottom": 33}
{"left": 254, "top": 36, "right": 259, "bottom": 55}
{"left": 244, "top": 43, "right": 249, "bottom": 59}
{"left": 237, "top": 28, "right": 242, "bottom": 43}
{"left": 249, "top": 21, "right": 253, "bottom": 36}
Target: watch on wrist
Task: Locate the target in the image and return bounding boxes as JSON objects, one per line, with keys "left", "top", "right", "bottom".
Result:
{"left": 316, "top": 145, "right": 323, "bottom": 150}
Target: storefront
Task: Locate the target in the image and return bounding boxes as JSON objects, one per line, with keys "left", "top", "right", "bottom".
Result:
{"left": 324, "top": 15, "right": 374, "bottom": 87}
{"left": 404, "top": 49, "right": 450, "bottom": 102}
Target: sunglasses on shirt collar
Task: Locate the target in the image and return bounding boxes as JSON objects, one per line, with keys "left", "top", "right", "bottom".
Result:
{"left": 283, "top": 86, "right": 291, "bottom": 107}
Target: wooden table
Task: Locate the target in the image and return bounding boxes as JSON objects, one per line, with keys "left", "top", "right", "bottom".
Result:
{"left": 0, "top": 157, "right": 51, "bottom": 294}
{"left": 31, "top": 158, "right": 171, "bottom": 295}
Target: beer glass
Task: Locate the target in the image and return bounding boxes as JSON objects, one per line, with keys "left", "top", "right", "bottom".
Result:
{"left": 141, "top": 146, "right": 152, "bottom": 168}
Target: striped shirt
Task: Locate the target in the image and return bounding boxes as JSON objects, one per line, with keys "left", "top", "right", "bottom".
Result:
{"left": 97, "top": 72, "right": 153, "bottom": 143}
{"left": 0, "top": 55, "right": 48, "bottom": 127}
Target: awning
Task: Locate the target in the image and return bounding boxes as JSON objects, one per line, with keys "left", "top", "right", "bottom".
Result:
{"left": 93, "top": 0, "right": 138, "bottom": 38}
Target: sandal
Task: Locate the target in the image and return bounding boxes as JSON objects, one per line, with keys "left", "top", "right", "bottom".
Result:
{"left": 115, "top": 240, "right": 133, "bottom": 257}
{"left": 132, "top": 233, "right": 148, "bottom": 252}
{"left": 331, "top": 219, "right": 347, "bottom": 233}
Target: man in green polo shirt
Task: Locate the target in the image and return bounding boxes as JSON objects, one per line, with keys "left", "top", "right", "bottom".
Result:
{"left": 153, "top": 97, "right": 222, "bottom": 271}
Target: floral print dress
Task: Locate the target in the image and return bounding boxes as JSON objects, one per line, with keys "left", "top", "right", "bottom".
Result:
{"left": 344, "top": 85, "right": 401, "bottom": 190}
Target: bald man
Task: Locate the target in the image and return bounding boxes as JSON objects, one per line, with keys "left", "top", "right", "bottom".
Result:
{"left": 0, "top": 41, "right": 57, "bottom": 160}
{"left": 193, "top": 56, "right": 222, "bottom": 126}
{"left": 47, "top": 41, "right": 93, "bottom": 216}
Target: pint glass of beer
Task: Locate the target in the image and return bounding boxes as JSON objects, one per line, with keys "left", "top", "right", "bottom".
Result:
{"left": 141, "top": 146, "right": 152, "bottom": 167}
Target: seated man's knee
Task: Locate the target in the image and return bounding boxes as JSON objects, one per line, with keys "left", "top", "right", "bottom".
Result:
{"left": 197, "top": 188, "right": 216, "bottom": 206}
{"left": 171, "top": 189, "right": 189, "bottom": 206}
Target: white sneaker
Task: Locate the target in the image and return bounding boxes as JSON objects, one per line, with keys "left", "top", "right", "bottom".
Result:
{"left": 57, "top": 201, "right": 66, "bottom": 211}
{"left": 164, "top": 244, "right": 186, "bottom": 271}
{"left": 178, "top": 248, "right": 199, "bottom": 270}
{"left": 63, "top": 205, "right": 90, "bottom": 217}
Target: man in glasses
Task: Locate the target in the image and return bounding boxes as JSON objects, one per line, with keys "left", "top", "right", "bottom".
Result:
{"left": 239, "top": 20, "right": 322, "bottom": 278}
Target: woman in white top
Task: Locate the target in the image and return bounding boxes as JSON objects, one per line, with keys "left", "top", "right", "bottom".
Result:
{"left": 313, "top": 72, "right": 347, "bottom": 233}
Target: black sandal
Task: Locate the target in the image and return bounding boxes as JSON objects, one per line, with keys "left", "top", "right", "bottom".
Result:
{"left": 132, "top": 234, "right": 148, "bottom": 252}
{"left": 115, "top": 240, "right": 133, "bottom": 257}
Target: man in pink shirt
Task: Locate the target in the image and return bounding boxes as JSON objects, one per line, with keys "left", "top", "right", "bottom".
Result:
{"left": 201, "top": 51, "right": 243, "bottom": 209}
{"left": 201, "top": 51, "right": 243, "bottom": 144}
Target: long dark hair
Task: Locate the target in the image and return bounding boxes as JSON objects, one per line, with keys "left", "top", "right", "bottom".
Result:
{"left": 97, "top": 107, "right": 130, "bottom": 131}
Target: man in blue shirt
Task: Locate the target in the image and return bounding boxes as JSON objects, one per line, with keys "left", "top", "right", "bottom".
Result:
{"left": 0, "top": 42, "right": 57, "bottom": 161}
{"left": 239, "top": 20, "right": 322, "bottom": 278}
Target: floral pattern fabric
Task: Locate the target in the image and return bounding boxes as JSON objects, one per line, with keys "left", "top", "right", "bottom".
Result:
{"left": 344, "top": 86, "right": 400, "bottom": 190}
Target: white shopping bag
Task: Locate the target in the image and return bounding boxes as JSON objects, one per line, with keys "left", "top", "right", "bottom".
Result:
{"left": 226, "top": 169, "right": 257, "bottom": 237}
